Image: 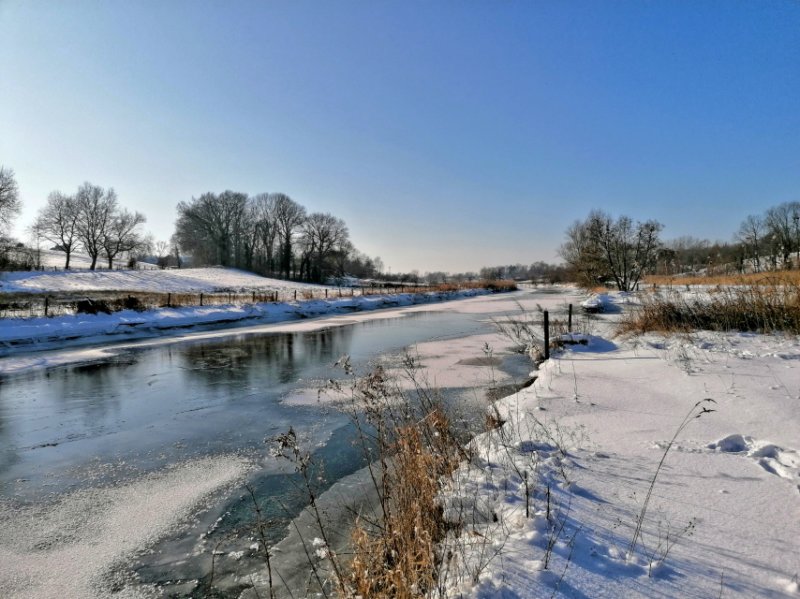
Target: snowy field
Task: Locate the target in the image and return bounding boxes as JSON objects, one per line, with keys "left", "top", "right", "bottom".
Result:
{"left": 436, "top": 292, "right": 800, "bottom": 598}
{"left": 0, "top": 266, "right": 325, "bottom": 294}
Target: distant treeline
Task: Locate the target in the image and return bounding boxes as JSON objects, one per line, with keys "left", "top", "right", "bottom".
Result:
{"left": 478, "top": 262, "right": 572, "bottom": 283}
{"left": 175, "top": 191, "right": 383, "bottom": 283}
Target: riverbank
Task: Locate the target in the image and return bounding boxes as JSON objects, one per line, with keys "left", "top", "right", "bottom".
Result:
{"left": 436, "top": 292, "right": 800, "bottom": 598}
{"left": 0, "top": 288, "right": 496, "bottom": 361}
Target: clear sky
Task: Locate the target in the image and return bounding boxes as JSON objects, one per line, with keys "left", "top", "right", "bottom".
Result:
{"left": 1, "top": 1, "right": 798, "bottom": 273}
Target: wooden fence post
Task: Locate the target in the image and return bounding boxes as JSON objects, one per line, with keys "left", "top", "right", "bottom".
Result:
{"left": 568, "top": 303, "right": 573, "bottom": 331}
{"left": 543, "top": 310, "right": 550, "bottom": 360}
{"left": 294, "top": 289, "right": 297, "bottom": 301}
{"left": 200, "top": 293, "right": 203, "bottom": 306}
{"left": 167, "top": 293, "right": 171, "bottom": 308}
{"left": 44, "top": 296, "right": 49, "bottom": 317}
{"left": 325, "top": 289, "right": 328, "bottom": 299}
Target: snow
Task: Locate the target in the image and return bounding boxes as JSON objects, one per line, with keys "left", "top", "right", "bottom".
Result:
{"left": 0, "top": 456, "right": 249, "bottom": 599}
{"left": 0, "top": 266, "right": 325, "bottom": 294}
{"left": 0, "top": 287, "right": 494, "bottom": 369}
{"left": 437, "top": 289, "right": 800, "bottom": 598}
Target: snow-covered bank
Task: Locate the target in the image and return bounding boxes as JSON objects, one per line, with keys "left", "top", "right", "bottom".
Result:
{"left": 0, "top": 266, "right": 325, "bottom": 294}
{"left": 0, "top": 289, "right": 493, "bottom": 365}
{"left": 440, "top": 293, "right": 800, "bottom": 598}
{"left": 0, "top": 455, "right": 249, "bottom": 599}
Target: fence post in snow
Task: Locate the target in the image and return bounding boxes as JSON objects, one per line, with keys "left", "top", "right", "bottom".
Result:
{"left": 167, "top": 293, "right": 171, "bottom": 308}
{"left": 543, "top": 310, "right": 550, "bottom": 360}
{"left": 44, "top": 296, "right": 49, "bottom": 317}
{"left": 568, "top": 304, "right": 573, "bottom": 331}
{"left": 325, "top": 289, "right": 328, "bottom": 299}
{"left": 200, "top": 293, "right": 203, "bottom": 306}
{"left": 294, "top": 289, "right": 297, "bottom": 301}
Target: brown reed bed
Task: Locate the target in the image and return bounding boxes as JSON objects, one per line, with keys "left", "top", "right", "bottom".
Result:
{"left": 645, "top": 270, "right": 800, "bottom": 288}
{"left": 621, "top": 282, "right": 800, "bottom": 334}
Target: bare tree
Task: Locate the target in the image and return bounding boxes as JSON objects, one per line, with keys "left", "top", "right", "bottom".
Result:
{"left": 272, "top": 194, "right": 306, "bottom": 278}
{"left": 764, "top": 202, "right": 800, "bottom": 268}
{"left": 35, "top": 191, "right": 81, "bottom": 269}
{"left": 76, "top": 182, "right": 118, "bottom": 270}
{"left": 170, "top": 234, "right": 183, "bottom": 269}
{"left": 102, "top": 208, "right": 147, "bottom": 268}
{"left": 303, "top": 212, "right": 349, "bottom": 282}
{"left": 558, "top": 214, "right": 609, "bottom": 287}
{"left": 736, "top": 215, "right": 766, "bottom": 273}
{"left": 560, "top": 210, "right": 662, "bottom": 291}
{"left": 0, "top": 166, "right": 21, "bottom": 234}
{"left": 153, "top": 239, "right": 170, "bottom": 269}
{"left": 235, "top": 200, "right": 260, "bottom": 271}
{"left": 175, "top": 191, "right": 248, "bottom": 267}
{"left": 590, "top": 212, "right": 662, "bottom": 291}
{"left": 252, "top": 193, "right": 278, "bottom": 274}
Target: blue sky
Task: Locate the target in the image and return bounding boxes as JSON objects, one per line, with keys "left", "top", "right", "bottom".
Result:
{"left": 1, "top": 1, "right": 798, "bottom": 272}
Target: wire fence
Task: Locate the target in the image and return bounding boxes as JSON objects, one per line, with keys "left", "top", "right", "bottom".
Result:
{"left": 0, "top": 281, "right": 517, "bottom": 320}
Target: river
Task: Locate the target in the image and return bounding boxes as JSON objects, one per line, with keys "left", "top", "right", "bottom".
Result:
{"left": 0, "top": 290, "right": 558, "bottom": 598}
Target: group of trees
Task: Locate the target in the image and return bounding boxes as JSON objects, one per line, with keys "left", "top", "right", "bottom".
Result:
{"left": 478, "top": 262, "right": 572, "bottom": 283}
{"left": 175, "top": 191, "right": 382, "bottom": 283}
{"left": 34, "top": 182, "right": 147, "bottom": 269}
{"left": 559, "top": 201, "right": 800, "bottom": 290}
{"left": 736, "top": 202, "right": 800, "bottom": 272}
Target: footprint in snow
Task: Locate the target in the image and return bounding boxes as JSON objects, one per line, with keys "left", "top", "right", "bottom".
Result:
{"left": 707, "top": 434, "right": 800, "bottom": 486}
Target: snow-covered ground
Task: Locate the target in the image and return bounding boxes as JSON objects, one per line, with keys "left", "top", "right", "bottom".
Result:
{"left": 438, "top": 292, "right": 800, "bottom": 598}
{"left": 0, "top": 266, "right": 325, "bottom": 294}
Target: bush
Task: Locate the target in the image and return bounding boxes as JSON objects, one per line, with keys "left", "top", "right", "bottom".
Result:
{"left": 75, "top": 299, "right": 112, "bottom": 315}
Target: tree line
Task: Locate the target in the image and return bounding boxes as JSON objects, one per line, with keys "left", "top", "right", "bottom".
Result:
{"left": 32, "top": 182, "right": 147, "bottom": 270}
{"left": 559, "top": 202, "right": 800, "bottom": 290}
{"left": 0, "top": 166, "right": 384, "bottom": 282}
{"left": 174, "top": 191, "right": 382, "bottom": 282}
{"left": 3, "top": 164, "right": 799, "bottom": 285}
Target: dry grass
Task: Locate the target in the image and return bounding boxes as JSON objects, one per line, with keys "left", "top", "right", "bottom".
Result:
{"left": 621, "top": 282, "right": 800, "bottom": 334}
{"left": 324, "top": 358, "right": 468, "bottom": 599}
{"left": 349, "top": 412, "right": 460, "bottom": 598}
{"left": 645, "top": 270, "right": 800, "bottom": 288}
